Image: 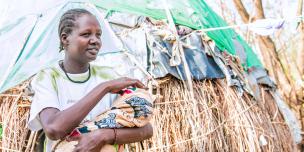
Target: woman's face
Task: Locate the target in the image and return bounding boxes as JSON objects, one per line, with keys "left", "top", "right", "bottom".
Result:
{"left": 63, "top": 14, "right": 102, "bottom": 63}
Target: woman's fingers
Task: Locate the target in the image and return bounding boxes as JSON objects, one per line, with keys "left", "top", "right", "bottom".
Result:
{"left": 127, "top": 79, "right": 145, "bottom": 89}
{"left": 67, "top": 135, "right": 81, "bottom": 142}
{"left": 133, "top": 80, "right": 147, "bottom": 89}
{"left": 107, "top": 77, "right": 148, "bottom": 93}
{"left": 118, "top": 77, "right": 146, "bottom": 89}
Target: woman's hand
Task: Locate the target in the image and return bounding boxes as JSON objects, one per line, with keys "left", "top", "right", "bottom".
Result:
{"left": 69, "top": 129, "right": 113, "bottom": 152}
{"left": 104, "top": 77, "right": 147, "bottom": 93}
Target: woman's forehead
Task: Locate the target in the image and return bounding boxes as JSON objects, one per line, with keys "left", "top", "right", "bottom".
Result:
{"left": 74, "top": 14, "right": 101, "bottom": 31}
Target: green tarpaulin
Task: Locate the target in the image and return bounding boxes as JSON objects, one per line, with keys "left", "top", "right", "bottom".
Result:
{"left": 91, "top": 0, "right": 262, "bottom": 68}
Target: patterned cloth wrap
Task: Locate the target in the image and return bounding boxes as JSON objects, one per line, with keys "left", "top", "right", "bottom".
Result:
{"left": 52, "top": 87, "right": 154, "bottom": 152}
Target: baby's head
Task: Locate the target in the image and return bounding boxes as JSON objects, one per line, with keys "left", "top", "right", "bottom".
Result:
{"left": 58, "top": 9, "right": 102, "bottom": 62}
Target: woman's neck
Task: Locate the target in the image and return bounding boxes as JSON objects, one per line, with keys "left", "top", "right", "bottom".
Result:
{"left": 62, "top": 59, "right": 89, "bottom": 74}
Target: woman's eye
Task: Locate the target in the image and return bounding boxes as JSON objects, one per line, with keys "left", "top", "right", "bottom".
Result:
{"left": 96, "top": 33, "right": 101, "bottom": 38}
{"left": 82, "top": 33, "right": 90, "bottom": 37}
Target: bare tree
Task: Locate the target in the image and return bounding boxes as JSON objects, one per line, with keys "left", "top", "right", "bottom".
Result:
{"left": 231, "top": 0, "right": 304, "bottom": 131}
{"left": 232, "top": 0, "right": 295, "bottom": 100}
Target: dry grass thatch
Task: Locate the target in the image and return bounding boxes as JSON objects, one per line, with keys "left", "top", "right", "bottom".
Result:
{"left": 128, "top": 76, "right": 297, "bottom": 151}
{"left": 0, "top": 81, "right": 38, "bottom": 152}
{"left": 0, "top": 77, "right": 300, "bottom": 152}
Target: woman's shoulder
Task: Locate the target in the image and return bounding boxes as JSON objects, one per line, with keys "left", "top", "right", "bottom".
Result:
{"left": 33, "top": 63, "right": 62, "bottom": 82}
{"left": 91, "top": 64, "right": 119, "bottom": 80}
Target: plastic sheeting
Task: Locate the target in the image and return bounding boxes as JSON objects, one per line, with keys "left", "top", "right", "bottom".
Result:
{"left": 0, "top": 15, "right": 38, "bottom": 86}
{"left": 271, "top": 91, "right": 303, "bottom": 144}
{"left": 248, "top": 67, "right": 276, "bottom": 88}
{"left": 0, "top": 0, "right": 263, "bottom": 93}
{"left": 148, "top": 32, "right": 224, "bottom": 80}
{"left": 91, "top": 0, "right": 262, "bottom": 69}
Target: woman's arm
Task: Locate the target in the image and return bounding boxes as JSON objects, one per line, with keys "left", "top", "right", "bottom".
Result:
{"left": 70, "top": 123, "right": 153, "bottom": 152}
{"left": 39, "top": 77, "right": 146, "bottom": 140}
{"left": 40, "top": 83, "right": 108, "bottom": 140}
{"left": 105, "top": 123, "right": 153, "bottom": 144}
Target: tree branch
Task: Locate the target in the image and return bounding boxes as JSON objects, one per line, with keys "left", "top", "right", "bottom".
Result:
{"left": 254, "top": 0, "right": 265, "bottom": 19}
{"left": 232, "top": 0, "right": 250, "bottom": 23}
{"left": 297, "top": 0, "right": 303, "bottom": 17}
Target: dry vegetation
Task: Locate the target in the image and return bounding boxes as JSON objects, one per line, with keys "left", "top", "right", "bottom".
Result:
{"left": 0, "top": 77, "right": 299, "bottom": 151}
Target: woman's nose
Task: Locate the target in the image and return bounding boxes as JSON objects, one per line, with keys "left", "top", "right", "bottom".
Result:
{"left": 89, "top": 36, "right": 100, "bottom": 44}
{"left": 89, "top": 36, "right": 102, "bottom": 48}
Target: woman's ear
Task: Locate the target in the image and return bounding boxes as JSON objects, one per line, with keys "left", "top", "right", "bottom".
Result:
{"left": 61, "top": 33, "right": 69, "bottom": 48}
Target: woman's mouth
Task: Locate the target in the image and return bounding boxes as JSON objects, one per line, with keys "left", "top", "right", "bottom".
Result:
{"left": 87, "top": 48, "right": 99, "bottom": 56}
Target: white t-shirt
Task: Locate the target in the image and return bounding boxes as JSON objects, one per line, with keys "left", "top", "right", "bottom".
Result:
{"left": 28, "top": 62, "right": 118, "bottom": 152}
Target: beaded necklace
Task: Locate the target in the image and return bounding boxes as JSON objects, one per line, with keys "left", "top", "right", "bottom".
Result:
{"left": 60, "top": 61, "right": 91, "bottom": 83}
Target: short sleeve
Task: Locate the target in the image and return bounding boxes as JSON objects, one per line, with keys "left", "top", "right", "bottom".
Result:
{"left": 28, "top": 70, "right": 60, "bottom": 131}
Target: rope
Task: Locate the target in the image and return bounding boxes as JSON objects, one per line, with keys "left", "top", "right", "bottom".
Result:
{"left": 179, "top": 16, "right": 304, "bottom": 40}
{"left": 162, "top": 0, "right": 194, "bottom": 99}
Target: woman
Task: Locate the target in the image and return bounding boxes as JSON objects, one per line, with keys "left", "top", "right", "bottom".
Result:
{"left": 28, "top": 9, "right": 153, "bottom": 152}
